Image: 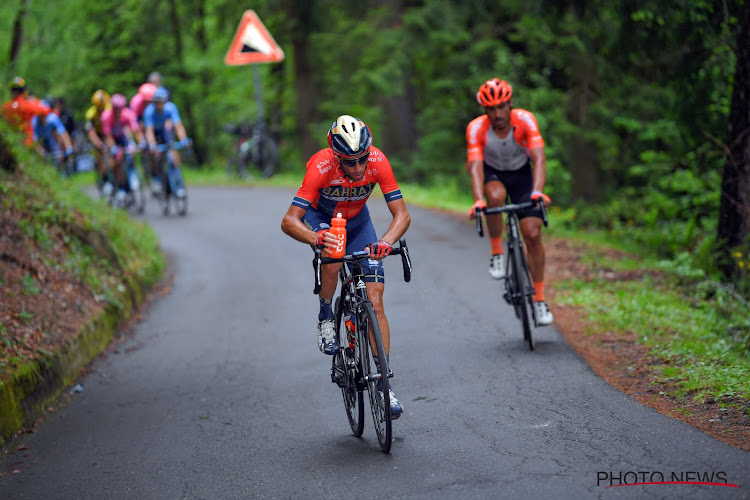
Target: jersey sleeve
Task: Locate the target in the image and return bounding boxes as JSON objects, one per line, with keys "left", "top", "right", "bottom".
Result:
{"left": 291, "top": 150, "right": 330, "bottom": 211}
{"left": 123, "top": 108, "right": 139, "bottom": 132}
{"left": 466, "top": 115, "right": 489, "bottom": 163}
{"left": 48, "top": 114, "right": 66, "bottom": 135}
{"left": 165, "top": 102, "right": 182, "bottom": 124}
{"left": 142, "top": 104, "right": 154, "bottom": 128}
{"left": 513, "top": 109, "right": 545, "bottom": 149}
{"left": 372, "top": 148, "right": 402, "bottom": 203}
{"left": 100, "top": 110, "right": 112, "bottom": 136}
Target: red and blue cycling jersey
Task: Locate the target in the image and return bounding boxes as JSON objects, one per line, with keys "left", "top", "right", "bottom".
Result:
{"left": 292, "top": 146, "right": 402, "bottom": 220}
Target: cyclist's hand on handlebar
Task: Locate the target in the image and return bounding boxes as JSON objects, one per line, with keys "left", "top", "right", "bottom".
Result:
{"left": 367, "top": 240, "right": 392, "bottom": 259}
{"left": 530, "top": 191, "right": 551, "bottom": 207}
{"left": 468, "top": 199, "right": 487, "bottom": 219}
{"left": 177, "top": 137, "right": 192, "bottom": 149}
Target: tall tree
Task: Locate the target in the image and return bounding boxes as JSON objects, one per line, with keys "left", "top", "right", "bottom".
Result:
{"left": 718, "top": 0, "right": 750, "bottom": 281}
{"left": 8, "top": 0, "right": 29, "bottom": 66}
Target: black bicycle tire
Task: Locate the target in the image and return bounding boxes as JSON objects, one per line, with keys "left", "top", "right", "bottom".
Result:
{"left": 510, "top": 239, "right": 534, "bottom": 349}
{"left": 333, "top": 297, "right": 365, "bottom": 437}
{"left": 358, "top": 300, "right": 392, "bottom": 452}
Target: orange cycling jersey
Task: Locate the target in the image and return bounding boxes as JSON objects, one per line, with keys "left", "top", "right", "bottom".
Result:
{"left": 2, "top": 95, "right": 51, "bottom": 146}
{"left": 466, "top": 109, "right": 544, "bottom": 171}
{"left": 292, "top": 146, "right": 403, "bottom": 220}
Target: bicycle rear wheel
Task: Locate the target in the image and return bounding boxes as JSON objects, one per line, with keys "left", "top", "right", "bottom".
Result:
{"left": 358, "top": 300, "right": 392, "bottom": 452}
{"left": 332, "top": 297, "right": 364, "bottom": 437}
{"left": 510, "top": 240, "right": 534, "bottom": 350}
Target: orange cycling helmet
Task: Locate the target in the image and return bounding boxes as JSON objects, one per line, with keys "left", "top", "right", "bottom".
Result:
{"left": 476, "top": 78, "right": 512, "bottom": 107}
{"left": 91, "top": 89, "right": 110, "bottom": 110}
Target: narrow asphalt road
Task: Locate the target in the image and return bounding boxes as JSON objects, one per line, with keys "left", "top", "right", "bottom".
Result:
{"left": 1, "top": 186, "right": 748, "bottom": 500}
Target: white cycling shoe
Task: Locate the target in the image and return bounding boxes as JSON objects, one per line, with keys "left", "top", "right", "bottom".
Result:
{"left": 534, "top": 301, "right": 554, "bottom": 326}
{"left": 489, "top": 254, "right": 505, "bottom": 279}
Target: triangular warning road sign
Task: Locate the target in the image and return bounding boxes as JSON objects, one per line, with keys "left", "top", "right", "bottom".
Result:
{"left": 225, "top": 10, "right": 285, "bottom": 65}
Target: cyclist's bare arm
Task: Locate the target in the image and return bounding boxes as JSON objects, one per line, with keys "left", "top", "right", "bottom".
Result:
{"left": 174, "top": 121, "right": 188, "bottom": 142}
{"left": 145, "top": 126, "right": 156, "bottom": 147}
{"left": 467, "top": 159, "right": 485, "bottom": 202}
{"left": 281, "top": 205, "right": 338, "bottom": 250}
{"left": 55, "top": 129, "right": 73, "bottom": 152}
{"left": 87, "top": 124, "right": 103, "bottom": 150}
{"left": 529, "top": 146, "right": 547, "bottom": 197}
{"left": 378, "top": 198, "right": 411, "bottom": 247}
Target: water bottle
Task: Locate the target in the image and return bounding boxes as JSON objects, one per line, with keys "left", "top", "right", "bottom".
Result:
{"left": 345, "top": 314, "right": 356, "bottom": 349}
{"left": 329, "top": 212, "right": 347, "bottom": 258}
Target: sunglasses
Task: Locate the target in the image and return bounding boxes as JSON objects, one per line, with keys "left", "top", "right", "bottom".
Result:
{"left": 339, "top": 153, "right": 370, "bottom": 168}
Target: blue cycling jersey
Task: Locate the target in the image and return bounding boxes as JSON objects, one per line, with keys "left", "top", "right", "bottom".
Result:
{"left": 32, "top": 113, "right": 66, "bottom": 142}
{"left": 143, "top": 102, "right": 181, "bottom": 132}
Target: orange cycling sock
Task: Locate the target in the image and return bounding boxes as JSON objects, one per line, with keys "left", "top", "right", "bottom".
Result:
{"left": 490, "top": 236, "right": 503, "bottom": 255}
{"left": 533, "top": 281, "right": 545, "bottom": 302}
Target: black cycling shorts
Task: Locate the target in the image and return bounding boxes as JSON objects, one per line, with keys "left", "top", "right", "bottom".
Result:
{"left": 483, "top": 162, "right": 542, "bottom": 220}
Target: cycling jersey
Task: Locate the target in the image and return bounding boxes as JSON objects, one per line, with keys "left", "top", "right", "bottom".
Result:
{"left": 129, "top": 93, "right": 148, "bottom": 120}
{"left": 466, "top": 109, "right": 544, "bottom": 171}
{"left": 32, "top": 112, "right": 66, "bottom": 152}
{"left": 84, "top": 105, "right": 109, "bottom": 136}
{"left": 100, "top": 107, "right": 139, "bottom": 139}
{"left": 292, "top": 146, "right": 403, "bottom": 220}
{"left": 2, "top": 95, "right": 50, "bottom": 146}
{"left": 143, "top": 102, "right": 181, "bottom": 132}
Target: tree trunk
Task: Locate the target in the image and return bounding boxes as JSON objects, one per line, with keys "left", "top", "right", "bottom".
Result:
{"left": 9, "top": 0, "right": 29, "bottom": 65}
{"left": 167, "top": 0, "right": 204, "bottom": 164}
{"left": 566, "top": 47, "right": 601, "bottom": 202}
{"left": 717, "top": 0, "right": 750, "bottom": 282}
{"left": 281, "top": 0, "right": 319, "bottom": 161}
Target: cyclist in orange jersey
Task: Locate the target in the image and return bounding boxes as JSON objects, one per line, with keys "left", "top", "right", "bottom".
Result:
{"left": 1, "top": 77, "right": 50, "bottom": 147}
{"left": 466, "top": 78, "right": 553, "bottom": 325}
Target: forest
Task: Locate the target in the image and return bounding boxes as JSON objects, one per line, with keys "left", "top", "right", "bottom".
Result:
{"left": 2, "top": 0, "right": 749, "bottom": 293}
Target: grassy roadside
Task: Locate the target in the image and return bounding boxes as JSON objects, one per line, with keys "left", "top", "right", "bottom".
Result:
{"left": 0, "top": 130, "right": 165, "bottom": 441}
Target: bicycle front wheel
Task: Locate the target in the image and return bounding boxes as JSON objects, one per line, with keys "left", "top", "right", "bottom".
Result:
{"left": 358, "top": 300, "right": 392, "bottom": 452}
{"left": 333, "top": 297, "right": 364, "bottom": 437}
{"left": 510, "top": 240, "right": 534, "bottom": 350}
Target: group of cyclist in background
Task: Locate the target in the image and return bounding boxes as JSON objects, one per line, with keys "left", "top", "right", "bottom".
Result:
{"left": 1, "top": 71, "right": 191, "bottom": 209}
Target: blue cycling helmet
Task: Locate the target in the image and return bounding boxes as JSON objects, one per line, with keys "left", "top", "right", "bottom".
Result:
{"left": 152, "top": 86, "right": 169, "bottom": 103}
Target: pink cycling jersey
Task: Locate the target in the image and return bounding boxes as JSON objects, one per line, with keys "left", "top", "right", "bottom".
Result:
{"left": 100, "top": 107, "right": 139, "bottom": 138}
{"left": 129, "top": 93, "right": 147, "bottom": 120}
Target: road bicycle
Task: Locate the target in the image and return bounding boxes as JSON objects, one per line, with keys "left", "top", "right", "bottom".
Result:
{"left": 152, "top": 142, "right": 188, "bottom": 216}
{"left": 223, "top": 120, "right": 280, "bottom": 178}
{"left": 475, "top": 198, "right": 548, "bottom": 350}
{"left": 313, "top": 240, "right": 412, "bottom": 453}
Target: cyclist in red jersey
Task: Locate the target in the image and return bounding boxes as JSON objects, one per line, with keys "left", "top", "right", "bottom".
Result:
{"left": 1, "top": 77, "right": 50, "bottom": 147}
{"left": 466, "top": 79, "right": 554, "bottom": 325}
{"left": 281, "top": 115, "right": 410, "bottom": 416}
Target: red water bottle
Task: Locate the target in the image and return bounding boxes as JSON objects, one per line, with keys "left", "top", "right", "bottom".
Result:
{"left": 329, "top": 212, "right": 347, "bottom": 258}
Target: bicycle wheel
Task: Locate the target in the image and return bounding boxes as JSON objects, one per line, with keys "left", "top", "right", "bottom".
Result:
{"left": 358, "top": 300, "right": 392, "bottom": 452}
{"left": 510, "top": 239, "right": 534, "bottom": 350}
{"left": 332, "top": 297, "right": 364, "bottom": 437}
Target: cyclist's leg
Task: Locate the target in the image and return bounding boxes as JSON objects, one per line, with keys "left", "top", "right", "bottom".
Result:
{"left": 302, "top": 208, "right": 344, "bottom": 354}
{"left": 514, "top": 165, "right": 553, "bottom": 324}
{"left": 483, "top": 164, "right": 508, "bottom": 240}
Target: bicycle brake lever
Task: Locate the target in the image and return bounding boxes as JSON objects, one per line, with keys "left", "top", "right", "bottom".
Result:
{"left": 398, "top": 239, "right": 412, "bottom": 283}
{"left": 475, "top": 208, "right": 484, "bottom": 237}
{"left": 313, "top": 248, "right": 322, "bottom": 295}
